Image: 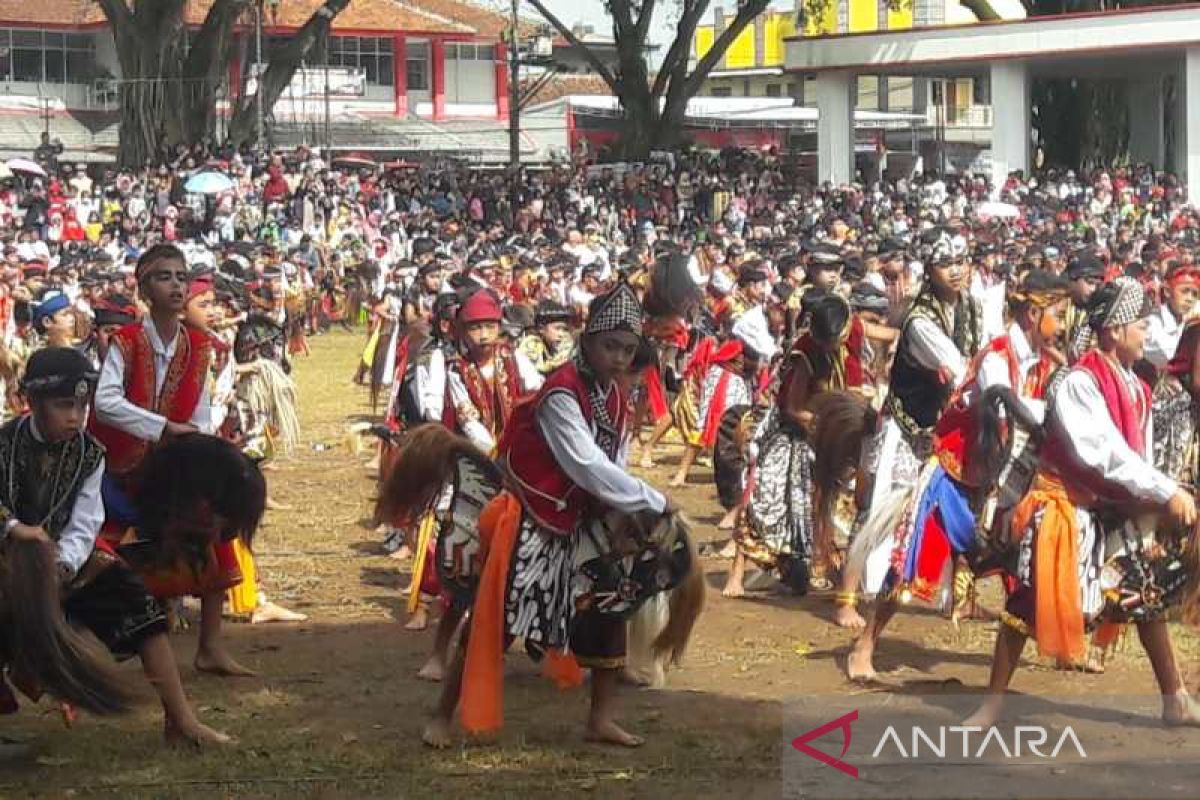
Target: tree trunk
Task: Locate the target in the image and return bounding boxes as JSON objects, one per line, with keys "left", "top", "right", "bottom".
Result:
{"left": 101, "top": 0, "right": 247, "bottom": 167}
{"left": 228, "top": 0, "right": 351, "bottom": 148}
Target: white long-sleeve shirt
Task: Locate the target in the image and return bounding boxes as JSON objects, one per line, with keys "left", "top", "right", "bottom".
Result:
{"left": 1050, "top": 364, "right": 1176, "bottom": 505}
{"left": 967, "top": 323, "right": 1047, "bottom": 423}
{"left": 906, "top": 315, "right": 969, "bottom": 388}
{"left": 415, "top": 347, "right": 446, "bottom": 422}
{"left": 1144, "top": 304, "right": 1183, "bottom": 370}
{"left": 537, "top": 390, "right": 665, "bottom": 515}
{"left": 95, "top": 319, "right": 213, "bottom": 440}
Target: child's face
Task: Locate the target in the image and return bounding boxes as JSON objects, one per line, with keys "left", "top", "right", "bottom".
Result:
{"left": 540, "top": 321, "right": 569, "bottom": 347}
{"left": 45, "top": 308, "right": 76, "bottom": 339}
{"left": 33, "top": 395, "right": 89, "bottom": 442}
{"left": 139, "top": 257, "right": 188, "bottom": 313}
{"left": 185, "top": 290, "right": 218, "bottom": 329}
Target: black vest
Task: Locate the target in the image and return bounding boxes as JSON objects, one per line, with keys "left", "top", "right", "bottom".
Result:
{"left": 884, "top": 290, "right": 982, "bottom": 439}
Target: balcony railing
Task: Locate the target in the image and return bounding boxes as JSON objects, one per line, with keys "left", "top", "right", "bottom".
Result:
{"left": 929, "top": 104, "right": 993, "bottom": 128}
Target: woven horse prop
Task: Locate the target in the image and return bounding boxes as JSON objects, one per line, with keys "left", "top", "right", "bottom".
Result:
{"left": 375, "top": 423, "right": 706, "bottom": 670}
{"left": 0, "top": 538, "right": 135, "bottom": 717}
{"left": 113, "top": 434, "right": 266, "bottom": 597}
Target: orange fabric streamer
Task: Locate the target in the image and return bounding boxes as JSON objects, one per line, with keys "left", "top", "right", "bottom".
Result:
{"left": 1011, "top": 474, "right": 1084, "bottom": 663}
{"left": 460, "top": 492, "right": 523, "bottom": 734}
{"left": 542, "top": 649, "right": 585, "bottom": 688}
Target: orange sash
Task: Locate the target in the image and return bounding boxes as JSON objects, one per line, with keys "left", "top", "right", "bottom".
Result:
{"left": 1011, "top": 474, "right": 1084, "bottom": 663}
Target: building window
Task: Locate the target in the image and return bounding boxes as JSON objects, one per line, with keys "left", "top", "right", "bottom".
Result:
{"left": 765, "top": 83, "right": 781, "bottom": 97}
{"left": 327, "top": 35, "right": 394, "bottom": 86}
{"left": 447, "top": 43, "right": 494, "bottom": 61}
{"left": 972, "top": 76, "right": 990, "bottom": 106}
{"left": 0, "top": 28, "right": 96, "bottom": 84}
{"left": 406, "top": 40, "right": 430, "bottom": 91}
{"left": 742, "top": 78, "right": 751, "bottom": 96}
{"left": 711, "top": 86, "right": 732, "bottom": 97}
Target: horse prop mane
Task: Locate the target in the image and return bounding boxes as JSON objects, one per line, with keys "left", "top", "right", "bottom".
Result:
{"left": 128, "top": 434, "right": 266, "bottom": 573}
{"left": 0, "top": 539, "right": 134, "bottom": 715}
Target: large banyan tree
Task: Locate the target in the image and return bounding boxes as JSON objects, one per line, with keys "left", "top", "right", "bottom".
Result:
{"left": 96, "top": 0, "right": 350, "bottom": 166}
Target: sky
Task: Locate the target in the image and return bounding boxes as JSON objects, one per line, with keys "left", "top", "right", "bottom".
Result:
{"left": 531, "top": 0, "right": 799, "bottom": 54}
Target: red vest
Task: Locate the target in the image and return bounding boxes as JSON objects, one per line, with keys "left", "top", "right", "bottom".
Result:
{"left": 90, "top": 322, "right": 212, "bottom": 476}
{"left": 442, "top": 348, "right": 525, "bottom": 441}
{"left": 498, "top": 361, "right": 629, "bottom": 536}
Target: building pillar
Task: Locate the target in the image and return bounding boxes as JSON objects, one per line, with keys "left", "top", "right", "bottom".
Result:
{"left": 1128, "top": 76, "right": 1164, "bottom": 168}
{"left": 1185, "top": 47, "right": 1200, "bottom": 207}
{"left": 393, "top": 35, "right": 408, "bottom": 117}
{"left": 495, "top": 42, "right": 509, "bottom": 121}
{"left": 431, "top": 37, "right": 446, "bottom": 120}
{"left": 989, "top": 60, "right": 1030, "bottom": 197}
{"left": 816, "top": 71, "right": 854, "bottom": 185}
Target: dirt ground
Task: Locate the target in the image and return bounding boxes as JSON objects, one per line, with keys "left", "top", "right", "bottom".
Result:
{"left": 3, "top": 329, "right": 1199, "bottom": 799}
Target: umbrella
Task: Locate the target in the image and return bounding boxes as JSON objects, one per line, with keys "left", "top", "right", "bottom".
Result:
{"left": 6, "top": 158, "right": 46, "bottom": 177}
{"left": 977, "top": 200, "right": 1021, "bottom": 220}
{"left": 185, "top": 171, "right": 234, "bottom": 194}
{"left": 332, "top": 155, "right": 376, "bottom": 170}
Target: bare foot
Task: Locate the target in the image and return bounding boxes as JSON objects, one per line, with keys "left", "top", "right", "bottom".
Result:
{"left": 846, "top": 641, "right": 877, "bottom": 683}
{"left": 1162, "top": 694, "right": 1200, "bottom": 727}
{"left": 164, "top": 719, "right": 234, "bottom": 748}
{"left": 638, "top": 455, "right": 655, "bottom": 469}
{"left": 834, "top": 604, "right": 866, "bottom": 630}
{"left": 250, "top": 600, "right": 308, "bottom": 624}
{"left": 417, "top": 656, "right": 446, "bottom": 682}
{"left": 265, "top": 496, "right": 294, "bottom": 511}
{"left": 194, "top": 648, "right": 258, "bottom": 678}
{"left": 721, "top": 579, "right": 745, "bottom": 599}
{"left": 717, "top": 510, "right": 738, "bottom": 531}
{"left": 388, "top": 544, "right": 413, "bottom": 561}
{"left": 422, "top": 717, "right": 453, "bottom": 748}
{"left": 584, "top": 718, "right": 645, "bottom": 747}
{"left": 405, "top": 606, "right": 429, "bottom": 631}
{"left": 718, "top": 539, "right": 738, "bottom": 559}
{"left": 668, "top": 474, "right": 687, "bottom": 488}
{"left": 962, "top": 698, "right": 1004, "bottom": 729}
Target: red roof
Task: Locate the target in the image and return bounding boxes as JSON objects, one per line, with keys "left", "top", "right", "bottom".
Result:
{"left": 0, "top": 0, "right": 508, "bottom": 36}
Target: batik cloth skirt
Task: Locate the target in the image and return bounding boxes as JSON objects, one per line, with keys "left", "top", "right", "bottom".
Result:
{"left": 505, "top": 509, "right": 691, "bottom": 665}
{"left": 1152, "top": 374, "right": 1197, "bottom": 485}
{"left": 713, "top": 404, "right": 752, "bottom": 510}
{"left": 1003, "top": 473, "right": 1191, "bottom": 662}
{"left": 736, "top": 411, "right": 816, "bottom": 572}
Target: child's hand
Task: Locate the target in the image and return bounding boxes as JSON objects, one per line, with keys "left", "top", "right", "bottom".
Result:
{"left": 10, "top": 522, "right": 50, "bottom": 544}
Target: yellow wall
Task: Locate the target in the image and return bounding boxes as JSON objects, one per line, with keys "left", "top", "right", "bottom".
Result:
{"left": 887, "top": 4, "right": 913, "bottom": 30}
{"left": 724, "top": 24, "right": 756, "bottom": 69}
{"left": 848, "top": 0, "right": 878, "bottom": 32}
{"left": 762, "top": 12, "right": 797, "bottom": 66}
{"left": 694, "top": 25, "right": 715, "bottom": 60}
{"left": 804, "top": 2, "right": 838, "bottom": 35}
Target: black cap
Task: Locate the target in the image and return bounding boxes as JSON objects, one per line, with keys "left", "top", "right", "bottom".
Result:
{"left": 21, "top": 347, "right": 99, "bottom": 399}
{"left": 1066, "top": 253, "right": 1105, "bottom": 280}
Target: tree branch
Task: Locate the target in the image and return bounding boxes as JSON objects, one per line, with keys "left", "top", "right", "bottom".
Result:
{"left": 958, "top": 0, "right": 1002, "bottom": 21}
{"left": 651, "top": 0, "right": 710, "bottom": 100}
{"left": 527, "top": 0, "right": 618, "bottom": 91}
{"left": 95, "top": 0, "right": 132, "bottom": 27}
{"left": 634, "top": 0, "right": 658, "bottom": 43}
{"left": 229, "top": 0, "right": 352, "bottom": 145}
{"left": 184, "top": 0, "right": 251, "bottom": 77}
{"left": 681, "top": 0, "right": 770, "bottom": 99}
